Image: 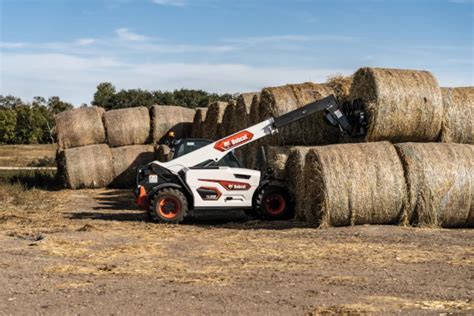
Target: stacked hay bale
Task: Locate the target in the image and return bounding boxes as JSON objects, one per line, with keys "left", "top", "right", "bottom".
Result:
{"left": 284, "top": 147, "right": 312, "bottom": 221}
{"left": 262, "top": 146, "right": 291, "bottom": 180}
{"left": 220, "top": 100, "right": 237, "bottom": 136}
{"left": 440, "top": 87, "right": 474, "bottom": 144}
{"left": 191, "top": 107, "right": 208, "bottom": 138}
{"left": 303, "top": 142, "right": 407, "bottom": 227}
{"left": 349, "top": 67, "right": 443, "bottom": 142}
{"left": 201, "top": 101, "right": 228, "bottom": 140}
{"left": 55, "top": 107, "right": 114, "bottom": 189}
{"left": 56, "top": 104, "right": 198, "bottom": 189}
{"left": 395, "top": 143, "right": 473, "bottom": 228}
{"left": 151, "top": 105, "right": 195, "bottom": 144}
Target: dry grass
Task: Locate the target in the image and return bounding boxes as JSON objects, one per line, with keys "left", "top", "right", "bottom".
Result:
{"left": 0, "top": 144, "right": 56, "bottom": 167}
{"left": 440, "top": 87, "right": 474, "bottom": 144}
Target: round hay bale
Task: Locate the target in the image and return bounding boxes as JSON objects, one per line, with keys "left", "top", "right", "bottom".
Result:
{"left": 259, "top": 82, "right": 339, "bottom": 146}
{"left": 243, "top": 94, "right": 262, "bottom": 169}
{"left": 202, "top": 101, "right": 227, "bottom": 140}
{"left": 110, "top": 145, "right": 155, "bottom": 188}
{"left": 395, "top": 143, "right": 474, "bottom": 228}
{"left": 350, "top": 67, "right": 443, "bottom": 142}
{"left": 248, "top": 93, "right": 261, "bottom": 126}
{"left": 232, "top": 92, "right": 259, "bottom": 132}
{"left": 103, "top": 106, "right": 150, "bottom": 147}
{"left": 304, "top": 142, "right": 407, "bottom": 227}
{"left": 151, "top": 105, "right": 195, "bottom": 144}
{"left": 57, "top": 144, "right": 114, "bottom": 189}
{"left": 55, "top": 106, "right": 105, "bottom": 150}
{"left": 221, "top": 100, "right": 237, "bottom": 136}
{"left": 191, "top": 107, "right": 208, "bottom": 138}
{"left": 285, "top": 146, "right": 312, "bottom": 221}
{"left": 263, "top": 146, "right": 291, "bottom": 180}
{"left": 327, "top": 74, "right": 353, "bottom": 103}
{"left": 440, "top": 87, "right": 474, "bottom": 144}
{"left": 155, "top": 144, "right": 172, "bottom": 162}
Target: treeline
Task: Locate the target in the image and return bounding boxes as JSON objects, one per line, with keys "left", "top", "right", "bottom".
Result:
{"left": 0, "top": 83, "right": 234, "bottom": 144}
{"left": 92, "top": 83, "right": 235, "bottom": 110}
{"left": 0, "top": 96, "right": 73, "bottom": 144}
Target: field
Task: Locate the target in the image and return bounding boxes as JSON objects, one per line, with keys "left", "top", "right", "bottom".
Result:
{"left": 0, "top": 146, "right": 473, "bottom": 315}
{"left": 0, "top": 144, "right": 57, "bottom": 167}
{"left": 1, "top": 186, "right": 473, "bottom": 314}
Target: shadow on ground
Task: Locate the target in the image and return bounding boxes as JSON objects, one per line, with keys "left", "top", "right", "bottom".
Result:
{"left": 67, "top": 189, "right": 311, "bottom": 229}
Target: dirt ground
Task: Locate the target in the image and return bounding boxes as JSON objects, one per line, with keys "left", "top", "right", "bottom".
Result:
{"left": 0, "top": 187, "right": 473, "bottom": 315}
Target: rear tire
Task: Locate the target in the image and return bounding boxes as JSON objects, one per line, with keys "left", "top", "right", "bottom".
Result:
{"left": 149, "top": 188, "right": 187, "bottom": 224}
{"left": 254, "top": 185, "right": 293, "bottom": 220}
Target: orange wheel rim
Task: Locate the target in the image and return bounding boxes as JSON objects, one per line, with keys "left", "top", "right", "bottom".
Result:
{"left": 264, "top": 193, "right": 286, "bottom": 216}
{"left": 158, "top": 196, "right": 181, "bottom": 219}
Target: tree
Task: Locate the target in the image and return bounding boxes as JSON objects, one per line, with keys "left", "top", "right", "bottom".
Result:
{"left": 47, "top": 96, "right": 73, "bottom": 114}
{"left": 92, "top": 82, "right": 116, "bottom": 108}
{"left": 0, "top": 109, "right": 17, "bottom": 143}
{"left": 0, "top": 95, "right": 23, "bottom": 109}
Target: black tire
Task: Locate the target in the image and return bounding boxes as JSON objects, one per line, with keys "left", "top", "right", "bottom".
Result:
{"left": 254, "top": 185, "right": 294, "bottom": 220}
{"left": 149, "top": 188, "right": 188, "bottom": 224}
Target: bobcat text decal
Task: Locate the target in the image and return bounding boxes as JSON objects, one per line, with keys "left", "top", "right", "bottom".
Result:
{"left": 199, "top": 179, "right": 251, "bottom": 191}
{"left": 214, "top": 131, "right": 254, "bottom": 152}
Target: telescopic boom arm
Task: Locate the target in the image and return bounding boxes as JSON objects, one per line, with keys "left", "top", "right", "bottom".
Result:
{"left": 154, "top": 95, "right": 351, "bottom": 172}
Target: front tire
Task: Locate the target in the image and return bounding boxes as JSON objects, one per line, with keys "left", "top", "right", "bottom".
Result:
{"left": 254, "top": 185, "right": 294, "bottom": 220}
{"left": 149, "top": 188, "right": 187, "bottom": 224}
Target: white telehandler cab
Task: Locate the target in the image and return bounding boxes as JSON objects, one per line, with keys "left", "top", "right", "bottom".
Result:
{"left": 134, "top": 95, "right": 366, "bottom": 223}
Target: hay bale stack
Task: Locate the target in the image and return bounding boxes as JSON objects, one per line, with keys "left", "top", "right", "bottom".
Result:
{"left": 242, "top": 94, "right": 262, "bottom": 169}
{"left": 232, "top": 92, "right": 259, "bottom": 132}
{"left": 395, "top": 143, "right": 474, "bottom": 228}
{"left": 191, "top": 107, "right": 208, "bottom": 138}
{"left": 350, "top": 67, "right": 443, "bottom": 142}
{"left": 221, "top": 100, "right": 237, "bottom": 136}
{"left": 103, "top": 106, "right": 150, "bottom": 147}
{"left": 440, "top": 87, "right": 474, "bottom": 144}
{"left": 304, "top": 142, "right": 407, "bottom": 227}
{"left": 55, "top": 106, "right": 106, "bottom": 149}
{"left": 263, "top": 146, "right": 290, "bottom": 180}
{"left": 57, "top": 144, "right": 114, "bottom": 189}
{"left": 202, "top": 101, "right": 227, "bottom": 140}
{"left": 285, "top": 147, "right": 312, "bottom": 221}
{"left": 151, "top": 105, "right": 195, "bottom": 144}
{"left": 327, "top": 74, "right": 353, "bottom": 103}
{"left": 248, "top": 93, "right": 261, "bottom": 126}
{"left": 259, "top": 83, "right": 339, "bottom": 145}
{"left": 110, "top": 145, "right": 155, "bottom": 188}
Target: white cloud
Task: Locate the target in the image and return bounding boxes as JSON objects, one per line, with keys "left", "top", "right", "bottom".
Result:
{"left": 0, "top": 42, "right": 27, "bottom": 48}
{"left": 224, "top": 35, "right": 357, "bottom": 45}
{"left": 116, "top": 28, "right": 149, "bottom": 41}
{"left": 152, "top": 0, "right": 185, "bottom": 7}
{"left": 75, "top": 38, "right": 96, "bottom": 46}
{"left": 0, "top": 52, "right": 352, "bottom": 105}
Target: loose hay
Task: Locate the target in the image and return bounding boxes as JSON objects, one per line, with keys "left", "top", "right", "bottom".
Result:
{"left": 103, "top": 106, "right": 150, "bottom": 147}
{"left": 57, "top": 144, "right": 114, "bottom": 189}
{"left": 191, "top": 107, "right": 208, "bottom": 138}
{"left": 285, "top": 147, "right": 312, "bottom": 221}
{"left": 304, "top": 142, "right": 407, "bottom": 227}
{"left": 55, "top": 106, "right": 106, "bottom": 150}
{"left": 395, "top": 143, "right": 474, "bottom": 228}
{"left": 263, "top": 146, "right": 290, "bottom": 180}
{"left": 440, "top": 87, "right": 474, "bottom": 144}
{"left": 110, "top": 145, "right": 155, "bottom": 188}
{"left": 202, "top": 101, "right": 227, "bottom": 140}
{"left": 350, "top": 67, "right": 443, "bottom": 142}
{"left": 327, "top": 74, "right": 353, "bottom": 103}
{"left": 259, "top": 83, "right": 339, "bottom": 145}
{"left": 151, "top": 105, "right": 195, "bottom": 144}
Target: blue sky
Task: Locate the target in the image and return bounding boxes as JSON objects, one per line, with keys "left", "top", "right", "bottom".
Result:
{"left": 1, "top": 0, "right": 473, "bottom": 105}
